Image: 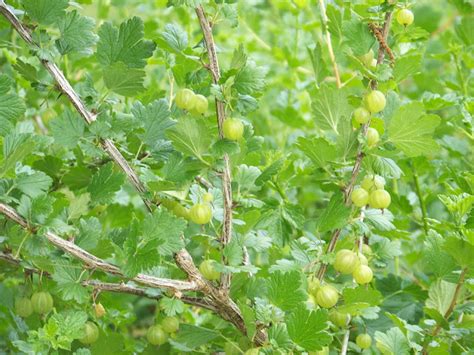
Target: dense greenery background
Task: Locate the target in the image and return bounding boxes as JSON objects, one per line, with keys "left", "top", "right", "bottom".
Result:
{"left": 0, "top": 0, "right": 473, "bottom": 354}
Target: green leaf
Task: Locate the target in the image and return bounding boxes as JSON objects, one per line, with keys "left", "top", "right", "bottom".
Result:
{"left": 364, "top": 208, "right": 396, "bottom": 231}
{"left": 0, "top": 75, "right": 25, "bottom": 123}
{"left": 56, "top": 11, "right": 98, "bottom": 56}
{"left": 160, "top": 297, "right": 184, "bottom": 316}
{"left": 162, "top": 23, "right": 188, "bottom": 52}
{"left": 422, "top": 231, "right": 457, "bottom": 278}
{"left": 142, "top": 208, "right": 187, "bottom": 255}
{"left": 235, "top": 164, "right": 261, "bottom": 191}
{"left": 16, "top": 171, "right": 53, "bottom": 197}
{"left": 22, "top": 0, "right": 69, "bottom": 25}
{"left": 393, "top": 54, "right": 422, "bottom": 83}
{"left": 97, "top": 17, "right": 156, "bottom": 68}
{"left": 312, "top": 84, "right": 351, "bottom": 134}
{"left": 342, "top": 19, "right": 376, "bottom": 56}
{"left": 76, "top": 217, "right": 101, "bottom": 251}
{"left": 52, "top": 266, "right": 89, "bottom": 303}
{"left": 343, "top": 286, "right": 383, "bottom": 306}
{"left": 374, "top": 327, "right": 411, "bottom": 355}
{"left": 131, "top": 99, "right": 175, "bottom": 146}
{"left": 50, "top": 110, "right": 86, "bottom": 149}
{"left": 296, "top": 136, "right": 337, "bottom": 168}
{"left": 267, "top": 271, "right": 306, "bottom": 311}
{"left": 167, "top": 117, "right": 212, "bottom": 160}
{"left": 387, "top": 102, "right": 441, "bottom": 157}
{"left": 103, "top": 62, "right": 146, "bottom": 96}
{"left": 173, "top": 325, "right": 219, "bottom": 350}
{"left": 444, "top": 235, "right": 474, "bottom": 268}
{"left": 255, "top": 158, "right": 284, "bottom": 186}
{"left": 425, "top": 280, "right": 457, "bottom": 315}
{"left": 315, "top": 193, "right": 351, "bottom": 233}
{"left": 286, "top": 305, "right": 332, "bottom": 351}
{"left": 234, "top": 61, "right": 266, "bottom": 95}
{"left": 0, "top": 132, "right": 35, "bottom": 178}
{"left": 87, "top": 163, "right": 124, "bottom": 204}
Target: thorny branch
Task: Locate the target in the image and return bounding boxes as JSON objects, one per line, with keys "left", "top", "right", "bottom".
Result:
{"left": 0, "top": 1, "right": 264, "bottom": 344}
{"left": 317, "top": 12, "right": 394, "bottom": 281}
{"left": 0, "top": 251, "right": 214, "bottom": 311}
{"left": 195, "top": 5, "right": 234, "bottom": 292}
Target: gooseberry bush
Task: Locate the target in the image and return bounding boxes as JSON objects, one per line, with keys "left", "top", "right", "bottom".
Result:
{"left": 0, "top": 0, "right": 473, "bottom": 354}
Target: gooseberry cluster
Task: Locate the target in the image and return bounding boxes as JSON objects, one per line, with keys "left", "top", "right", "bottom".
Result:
{"left": 351, "top": 174, "right": 391, "bottom": 210}
{"left": 175, "top": 88, "right": 208, "bottom": 114}
{"left": 334, "top": 249, "right": 373, "bottom": 284}
{"left": 147, "top": 316, "right": 180, "bottom": 346}
{"left": 15, "top": 291, "right": 54, "bottom": 318}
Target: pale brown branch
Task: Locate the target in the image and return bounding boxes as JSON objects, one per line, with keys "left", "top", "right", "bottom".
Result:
{"left": 0, "top": 251, "right": 213, "bottom": 311}
{"left": 318, "top": 0, "right": 341, "bottom": 88}
{"left": 0, "top": 203, "right": 198, "bottom": 292}
{"left": 195, "top": 5, "right": 233, "bottom": 291}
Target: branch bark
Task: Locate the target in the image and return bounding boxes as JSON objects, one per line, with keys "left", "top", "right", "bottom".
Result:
{"left": 0, "top": 203, "right": 198, "bottom": 292}
{"left": 0, "top": 251, "right": 214, "bottom": 311}
{"left": 317, "top": 13, "right": 393, "bottom": 281}
{"left": 195, "top": 5, "right": 233, "bottom": 291}
{"left": 318, "top": 0, "right": 341, "bottom": 88}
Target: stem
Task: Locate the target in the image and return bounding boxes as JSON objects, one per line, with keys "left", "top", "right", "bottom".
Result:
{"left": 318, "top": 0, "right": 341, "bottom": 88}
{"left": 195, "top": 5, "right": 233, "bottom": 292}
{"left": 340, "top": 329, "right": 350, "bottom": 355}
{"left": 412, "top": 167, "right": 429, "bottom": 235}
{"left": 317, "top": 12, "right": 393, "bottom": 281}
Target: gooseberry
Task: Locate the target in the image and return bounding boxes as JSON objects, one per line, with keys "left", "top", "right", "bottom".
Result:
{"left": 356, "top": 333, "right": 372, "bottom": 349}
{"left": 175, "top": 88, "right": 196, "bottom": 111}
{"left": 223, "top": 118, "right": 244, "bottom": 141}
{"left": 161, "top": 316, "right": 180, "bottom": 333}
{"left": 397, "top": 9, "right": 414, "bottom": 26}
{"left": 147, "top": 325, "right": 167, "bottom": 346}
{"left": 15, "top": 297, "right": 33, "bottom": 318}
{"left": 315, "top": 285, "right": 339, "bottom": 308}
{"left": 367, "top": 127, "right": 380, "bottom": 147}
{"left": 353, "top": 265, "right": 373, "bottom": 284}
{"left": 369, "top": 189, "right": 391, "bottom": 209}
{"left": 31, "top": 291, "right": 53, "bottom": 314}
{"left": 189, "top": 203, "right": 212, "bottom": 224}
{"left": 334, "top": 249, "right": 359, "bottom": 274}
{"left": 199, "top": 260, "right": 221, "bottom": 281}
{"left": 364, "top": 90, "right": 386, "bottom": 113}
{"left": 351, "top": 188, "right": 369, "bottom": 207}
{"left": 353, "top": 107, "right": 371, "bottom": 125}
{"left": 80, "top": 321, "right": 99, "bottom": 345}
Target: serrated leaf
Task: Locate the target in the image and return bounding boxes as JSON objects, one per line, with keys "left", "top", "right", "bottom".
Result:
{"left": 312, "top": 84, "right": 351, "bottom": 134}
{"left": 0, "top": 74, "right": 25, "bottom": 123}
{"left": 173, "top": 324, "right": 219, "bottom": 350}
{"left": 103, "top": 62, "right": 146, "bottom": 96}
{"left": 142, "top": 208, "right": 186, "bottom": 255}
{"left": 162, "top": 23, "right": 188, "bottom": 52}
{"left": 56, "top": 11, "right": 98, "bottom": 56}
{"left": 426, "top": 279, "right": 457, "bottom": 315}
{"left": 267, "top": 271, "right": 306, "bottom": 311}
{"left": 16, "top": 171, "right": 53, "bottom": 197}
{"left": 343, "top": 286, "right": 383, "bottom": 306}
{"left": 315, "top": 193, "right": 351, "bottom": 233}
{"left": 296, "top": 136, "right": 337, "bottom": 168}
{"left": 97, "top": 17, "right": 156, "bottom": 68}
{"left": 342, "top": 19, "right": 376, "bottom": 56}
{"left": 160, "top": 297, "right": 184, "bottom": 316}
{"left": 132, "top": 99, "right": 175, "bottom": 146}
{"left": 52, "top": 266, "right": 89, "bottom": 303}
{"left": 50, "top": 110, "right": 86, "bottom": 149}
{"left": 234, "top": 61, "right": 266, "bottom": 95}
{"left": 393, "top": 54, "right": 422, "bottom": 82}
{"left": 87, "top": 163, "right": 124, "bottom": 204}
{"left": 22, "top": 0, "right": 69, "bottom": 25}
{"left": 286, "top": 305, "right": 332, "bottom": 351}
{"left": 374, "top": 327, "right": 411, "bottom": 355}
{"left": 388, "top": 103, "right": 441, "bottom": 157}
{"left": 167, "top": 117, "right": 212, "bottom": 160}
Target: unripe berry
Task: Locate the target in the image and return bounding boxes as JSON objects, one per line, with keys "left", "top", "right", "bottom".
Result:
{"left": 359, "top": 50, "right": 374, "bottom": 67}
{"left": 364, "top": 90, "right": 386, "bottom": 113}
{"left": 367, "top": 127, "right": 380, "bottom": 147}
{"left": 351, "top": 188, "right": 369, "bottom": 207}
{"left": 334, "top": 249, "right": 359, "bottom": 274}
{"left": 353, "top": 107, "right": 371, "bottom": 125}
{"left": 193, "top": 94, "right": 208, "bottom": 114}
{"left": 15, "top": 297, "right": 33, "bottom": 318}
{"left": 369, "top": 189, "right": 391, "bottom": 209}
{"left": 31, "top": 291, "right": 54, "bottom": 314}
{"left": 189, "top": 203, "right": 212, "bottom": 224}
{"left": 161, "top": 316, "right": 179, "bottom": 333}
{"left": 356, "top": 333, "right": 372, "bottom": 349}
{"left": 397, "top": 9, "right": 414, "bottom": 26}
{"left": 175, "top": 88, "right": 196, "bottom": 111}
{"left": 329, "top": 310, "right": 351, "bottom": 327}
{"left": 358, "top": 253, "right": 369, "bottom": 266}
{"left": 199, "top": 260, "right": 220, "bottom": 281}
{"left": 80, "top": 322, "right": 99, "bottom": 345}
{"left": 361, "top": 174, "right": 385, "bottom": 192}
{"left": 223, "top": 118, "right": 244, "bottom": 141}
{"left": 147, "top": 325, "right": 167, "bottom": 345}
{"left": 315, "top": 285, "right": 339, "bottom": 308}
{"left": 307, "top": 277, "right": 320, "bottom": 296}
{"left": 353, "top": 265, "right": 373, "bottom": 284}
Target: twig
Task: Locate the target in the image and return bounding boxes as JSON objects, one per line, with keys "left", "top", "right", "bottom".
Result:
{"left": 0, "top": 251, "right": 213, "bottom": 311}
{"left": 195, "top": 5, "right": 233, "bottom": 292}
{"left": 317, "top": 12, "right": 393, "bottom": 281}
{"left": 34, "top": 115, "right": 49, "bottom": 135}
{"left": 0, "top": 203, "right": 198, "bottom": 292}
{"left": 412, "top": 167, "right": 429, "bottom": 235}
{"left": 318, "top": 0, "right": 341, "bottom": 88}
{"left": 340, "top": 329, "right": 350, "bottom": 355}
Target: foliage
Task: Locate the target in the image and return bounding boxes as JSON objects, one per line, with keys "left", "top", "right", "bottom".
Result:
{"left": 0, "top": 0, "right": 473, "bottom": 354}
